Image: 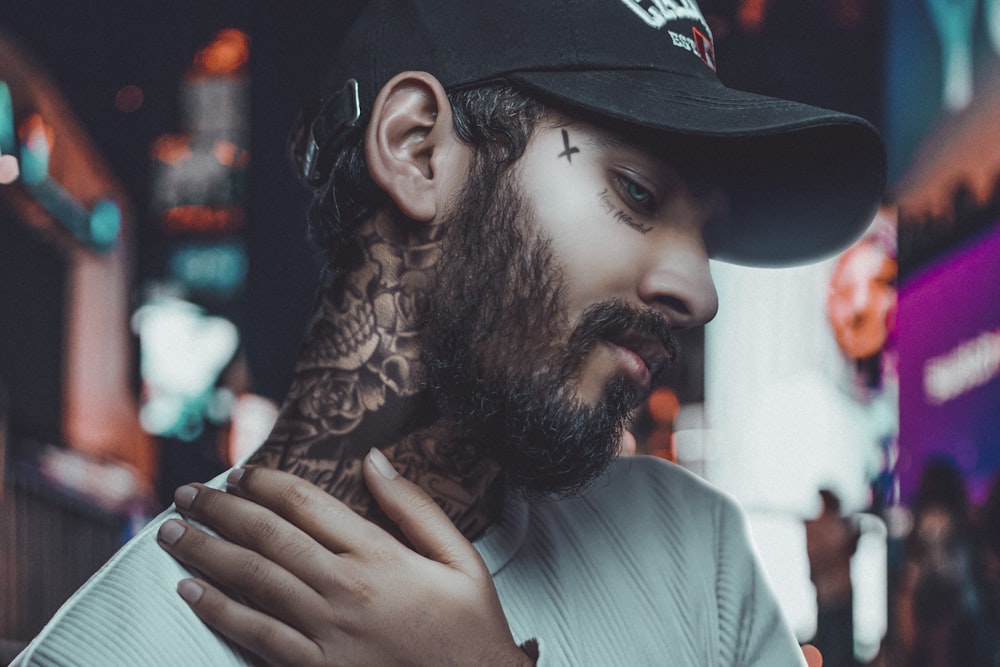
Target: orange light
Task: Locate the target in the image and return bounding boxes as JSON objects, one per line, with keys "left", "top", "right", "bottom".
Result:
{"left": 648, "top": 429, "right": 677, "bottom": 463}
{"left": 151, "top": 134, "right": 194, "bottom": 165}
{"left": 159, "top": 204, "right": 245, "bottom": 235}
{"left": 647, "top": 387, "right": 680, "bottom": 425}
{"left": 192, "top": 29, "right": 250, "bottom": 77}
{"left": 213, "top": 140, "right": 249, "bottom": 168}
{"left": 737, "top": 0, "right": 770, "bottom": 32}
{"left": 18, "top": 113, "right": 54, "bottom": 154}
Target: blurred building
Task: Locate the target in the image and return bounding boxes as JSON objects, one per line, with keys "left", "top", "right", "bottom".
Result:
{"left": 0, "top": 31, "right": 152, "bottom": 653}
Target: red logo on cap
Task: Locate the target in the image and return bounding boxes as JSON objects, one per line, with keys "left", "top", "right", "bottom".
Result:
{"left": 692, "top": 27, "right": 716, "bottom": 71}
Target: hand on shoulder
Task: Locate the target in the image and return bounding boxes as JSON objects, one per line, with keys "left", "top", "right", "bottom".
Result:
{"left": 157, "top": 450, "right": 535, "bottom": 667}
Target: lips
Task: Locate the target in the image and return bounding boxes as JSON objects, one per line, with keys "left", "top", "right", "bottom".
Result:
{"left": 604, "top": 332, "right": 672, "bottom": 392}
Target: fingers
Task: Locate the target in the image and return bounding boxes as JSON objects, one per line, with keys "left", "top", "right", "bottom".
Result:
{"left": 175, "top": 577, "right": 326, "bottom": 667}
{"left": 362, "top": 448, "right": 483, "bottom": 573}
{"left": 157, "top": 517, "right": 328, "bottom": 635}
{"left": 170, "top": 483, "right": 340, "bottom": 587}
{"left": 226, "top": 467, "right": 386, "bottom": 554}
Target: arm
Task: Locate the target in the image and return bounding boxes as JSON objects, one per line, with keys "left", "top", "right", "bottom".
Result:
{"left": 157, "top": 449, "right": 534, "bottom": 667}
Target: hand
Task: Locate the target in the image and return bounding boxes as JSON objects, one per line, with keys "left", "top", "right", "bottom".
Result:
{"left": 157, "top": 449, "right": 533, "bottom": 667}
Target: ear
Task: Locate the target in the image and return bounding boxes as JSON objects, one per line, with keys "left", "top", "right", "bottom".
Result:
{"left": 365, "top": 71, "right": 463, "bottom": 222}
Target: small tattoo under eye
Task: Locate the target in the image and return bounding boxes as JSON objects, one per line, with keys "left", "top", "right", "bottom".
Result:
{"left": 598, "top": 188, "right": 616, "bottom": 214}
{"left": 597, "top": 188, "right": 652, "bottom": 234}
{"left": 557, "top": 129, "right": 580, "bottom": 164}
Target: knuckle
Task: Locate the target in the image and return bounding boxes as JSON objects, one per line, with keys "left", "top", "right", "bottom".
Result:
{"left": 233, "top": 551, "right": 269, "bottom": 584}
{"left": 280, "top": 535, "right": 315, "bottom": 564}
{"left": 246, "top": 616, "right": 280, "bottom": 653}
{"left": 229, "top": 554, "right": 296, "bottom": 606}
{"left": 367, "top": 544, "right": 395, "bottom": 566}
{"left": 341, "top": 567, "right": 375, "bottom": 606}
{"left": 182, "top": 526, "right": 209, "bottom": 551}
{"left": 393, "top": 493, "right": 443, "bottom": 531}
{"left": 277, "top": 479, "right": 316, "bottom": 513}
{"left": 243, "top": 514, "right": 279, "bottom": 545}
{"left": 403, "top": 492, "right": 439, "bottom": 518}
{"left": 350, "top": 578, "right": 374, "bottom": 606}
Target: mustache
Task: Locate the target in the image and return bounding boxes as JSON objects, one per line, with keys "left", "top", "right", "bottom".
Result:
{"left": 565, "top": 298, "right": 680, "bottom": 381}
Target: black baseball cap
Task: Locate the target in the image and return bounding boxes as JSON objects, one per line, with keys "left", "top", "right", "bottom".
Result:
{"left": 292, "top": 0, "right": 886, "bottom": 267}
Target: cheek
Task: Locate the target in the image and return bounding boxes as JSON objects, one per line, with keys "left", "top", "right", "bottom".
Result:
{"left": 524, "top": 177, "right": 640, "bottom": 316}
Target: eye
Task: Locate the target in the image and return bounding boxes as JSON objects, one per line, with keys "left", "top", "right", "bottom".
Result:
{"left": 615, "top": 174, "right": 657, "bottom": 214}
{"left": 626, "top": 180, "right": 651, "bottom": 205}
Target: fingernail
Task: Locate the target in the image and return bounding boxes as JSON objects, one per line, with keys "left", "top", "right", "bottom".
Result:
{"left": 368, "top": 448, "right": 398, "bottom": 480}
{"left": 158, "top": 519, "right": 185, "bottom": 546}
{"left": 177, "top": 579, "right": 204, "bottom": 604}
{"left": 226, "top": 467, "right": 245, "bottom": 492}
{"left": 174, "top": 485, "right": 198, "bottom": 510}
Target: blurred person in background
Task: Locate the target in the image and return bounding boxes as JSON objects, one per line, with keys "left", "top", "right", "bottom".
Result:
{"left": 977, "top": 472, "right": 1000, "bottom": 666}
{"left": 805, "top": 489, "right": 861, "bottom": 666}
{"left": 894, "top": 457, "right": 996, "bottom": 667}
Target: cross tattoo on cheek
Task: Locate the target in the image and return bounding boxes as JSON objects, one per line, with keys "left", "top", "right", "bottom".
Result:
{"left": 557, "top": 129, "right": 580, "bottom": 163}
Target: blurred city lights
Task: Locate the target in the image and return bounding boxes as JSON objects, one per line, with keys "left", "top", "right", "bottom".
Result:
{"left": 0, "top": 153, "right": 19, "bottom": 184}
{"left": 150, "top": 133, "right": 194, "bottom": 165}
{"left": 0, "top": 80, "right": 15, "bottom": 153}
{"left": 132, "top": 294, "right": 240, "bottom": 440}
{"left": 192, "top": 28, "right": 250, "bottom": 77}
{"left": 18, "top": 113, "right": 53, "bottom": 185}
{"left": 168, "top": 241, "right": 248, "bottom": 299}
{"left": 89, "top": 199, "right": 122, "bottom": 248}
{"left": 647, "top": 387, "right": 680, "bottom": 424}
{"left": 113, "top": 84, "right": 145, "bottom": 113}
{"left": 212, "top": 139, "right": 249, "bottom": 168}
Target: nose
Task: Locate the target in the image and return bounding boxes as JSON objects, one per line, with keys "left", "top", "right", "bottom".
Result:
{"left": 637, "top": 237, "right": 718, "bottom": 329}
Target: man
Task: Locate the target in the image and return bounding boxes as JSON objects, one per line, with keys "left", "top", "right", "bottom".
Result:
{"left": 12, "top": 0, "right": 883, "bottom": 665}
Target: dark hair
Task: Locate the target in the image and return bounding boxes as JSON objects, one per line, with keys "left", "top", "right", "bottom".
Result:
{"left": 304, "top": 84, "right": 545, "bottom": 272}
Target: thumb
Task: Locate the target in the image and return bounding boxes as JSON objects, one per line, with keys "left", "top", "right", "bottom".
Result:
{"left": 363, "top": 448, "right": 483, "bottom": 573}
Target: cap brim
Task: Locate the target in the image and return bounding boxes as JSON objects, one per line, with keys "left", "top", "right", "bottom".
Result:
{"left": 508, "top": 69, "right": 886, "bottom": 267}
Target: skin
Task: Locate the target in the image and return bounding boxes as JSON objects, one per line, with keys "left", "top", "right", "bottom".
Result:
{"left": 245, "top": 71, "right": 719, "bottom": 541}
{"left": 156, "top": 72, "right": 822, "bottom": 665}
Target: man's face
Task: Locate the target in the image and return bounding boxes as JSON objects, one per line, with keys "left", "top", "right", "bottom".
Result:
{"left": 423, "top": 116, "right": 720, "bottom": 497}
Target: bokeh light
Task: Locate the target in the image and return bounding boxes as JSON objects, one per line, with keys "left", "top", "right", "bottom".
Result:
{"left": 0, "top": 154, "right": 19, "bottom": 184}
{"left": 192, "top": 28, "right": 250, "bottom": 76}
{"left": 89, "top": 199, "right": 122, "bottom": 249}
{"left": 114, "top": 84, "right": 144, "bottom": 113}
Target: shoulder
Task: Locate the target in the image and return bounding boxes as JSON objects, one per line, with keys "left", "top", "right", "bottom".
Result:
{"left": 583, "top": 455, "right": 740, "bottom": 522}
{"left": 11, "top": 475, "right": 248, "bottom": 666}
{"left": 524, "top": 455, "right": 743, "bottom": 552}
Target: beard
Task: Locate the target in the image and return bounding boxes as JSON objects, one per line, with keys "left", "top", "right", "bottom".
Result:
{"left": 420, "top": 153, "right": 679, "bottom": 499}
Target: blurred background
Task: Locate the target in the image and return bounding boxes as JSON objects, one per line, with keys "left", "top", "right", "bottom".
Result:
{"left": 1, "top": 1, "right": 999, "bottom": 665}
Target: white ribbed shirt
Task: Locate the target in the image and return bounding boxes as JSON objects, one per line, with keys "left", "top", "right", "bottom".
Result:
{"left": 13, "top": 456, "right": 805, "bottom": 666}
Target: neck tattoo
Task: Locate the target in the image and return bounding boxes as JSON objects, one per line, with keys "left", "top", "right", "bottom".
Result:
{"left": 249, "top": 215, "right": 504, "bottom": 540}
